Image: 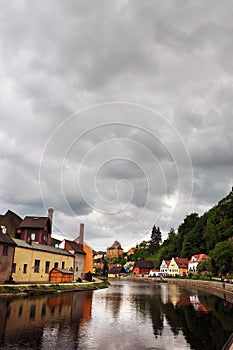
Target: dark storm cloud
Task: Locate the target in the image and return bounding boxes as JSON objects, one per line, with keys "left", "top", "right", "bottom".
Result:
{"left": 0, "top": 0, "right": 232, "bottom": 249}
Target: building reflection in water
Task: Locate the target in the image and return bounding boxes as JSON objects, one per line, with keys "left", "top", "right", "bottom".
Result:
{"left": 0, "top": 291, "right": 93, "bottom": 349}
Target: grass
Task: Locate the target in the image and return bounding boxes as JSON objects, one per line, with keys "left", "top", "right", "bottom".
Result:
{"left": 0, "top": 280, "right": 110, "bottom": 295}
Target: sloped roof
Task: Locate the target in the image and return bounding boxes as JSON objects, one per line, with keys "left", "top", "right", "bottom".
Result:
{"left": 165, "top": 260, "right": 171, "bottom": 266}
{"left": 13, "top": 238, "right": 73, "bottom": 256}
{"left": 189, "top": 254, "right": 210, "bottom": 263}
{"left": 0, "top": 210, "right": 23, "bottom": 237}
{"left": 108, "top": 266, "right": 126, "bottom": 274}
{"left": 65, "top": 239, "right": 86, "bottom": 254}
{"left": 0, "top": 232, "right": 16, "bottom": 245}
{"left": 20, "top": 216, "right": 50, "bottom": 228}
{"left": 175, "top": 258, "right": 189, "bottom": 268}
{"left": 134, "top": 259, "right": 154, "bottom": 269}
{"left": 108, "top": 240, "right": 123, "bottom": 249}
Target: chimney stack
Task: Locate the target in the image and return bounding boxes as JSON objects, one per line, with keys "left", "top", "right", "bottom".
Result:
{"left": 79, "top": 223, "right": 84, "bottom": 245}
{"left": 48, "top": 208, "right": 54, "bottom": 226}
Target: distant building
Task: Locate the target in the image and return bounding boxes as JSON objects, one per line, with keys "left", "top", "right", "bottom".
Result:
{"left": 108, "top": 266, "right": 126, "bottom": 278}
{"left": 160, "top": 260, "right": 171, "bottom": 275}
{"left": 168, "top": 257, "right": 188, "bottom": 276}
{"left": 106, "top": 241, "right": 124, "bottom": 259}
{"left": 127, "top": 247, "right": 137, "bottom": 257}
{"left": 188, "top": 254, "right": 210, "bottom": 273}
{"left": 133, "top": 259, "right": 154, "bottom": 275}
{"left": 16, "top": 208, "right": 54, "bottom": 246}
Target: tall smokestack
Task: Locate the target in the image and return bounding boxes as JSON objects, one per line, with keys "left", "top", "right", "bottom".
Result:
{"left": 79, "top": 223, "right": 84, "bottom": 245}
{"left": 48, "top": 208, "right": 54, "bottom": 227}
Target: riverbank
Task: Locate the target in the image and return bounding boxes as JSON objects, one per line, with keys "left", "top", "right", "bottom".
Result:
{"left": 165, "top": 277, "right": 233, "bottom": 303}
{"left": 109, "top": 275, "right": 233, "bottom": 302}
{"left": 0, "top": 278, "right": 110, "bottom": 297}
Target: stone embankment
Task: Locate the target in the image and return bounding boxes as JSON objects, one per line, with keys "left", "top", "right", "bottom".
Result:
{"left": 0, "top": 278, "right": 110, "bottom": 297}
{"left": 164, "top": 278, "right": 233, "bottom": 303}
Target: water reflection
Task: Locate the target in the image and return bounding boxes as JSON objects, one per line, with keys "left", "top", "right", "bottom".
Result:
{"left": 0, "top": 281, "right": 232, "bottom": 350}
{"left": 0, "top": 292, "right": 92, "bottom": 350}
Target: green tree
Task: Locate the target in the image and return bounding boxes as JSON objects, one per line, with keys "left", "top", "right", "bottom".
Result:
{"left": 150, "top": 225, "right": 162, "bottom": 252}
{"left": 209, "top": 241, "right": 233, "bottom": 275}
{"left": 197, "top": 258, "right": 212, "bottom": 274}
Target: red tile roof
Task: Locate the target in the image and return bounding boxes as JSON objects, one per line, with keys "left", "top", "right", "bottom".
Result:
{"left": 175, "top": 258, "right": 189, "bottom": 268}
{"left": 189, "top": 254, "right": 210, "bottom": 263}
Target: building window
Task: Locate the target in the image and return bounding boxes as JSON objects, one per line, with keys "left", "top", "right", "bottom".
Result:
{"left": 34, "top": 260, "right": 40, "bottom": 273}
{"left": 45, "top": 261, "right": 50, "bottom": 274}
{"left": 23, "top": 264, "right": 27, "bottom": 274}
{"left": 76, "top": 266, "right": 78, "bottom": 272}
{"left": 54, "top": 262, "right": 58, "bottom": 268}
{"left": 3, "top": 246, "right": 8, "bottom": 256}
{"left": 29, "top": 305, "right": 36, "bottom": 320}
{"left": 62, "top": 262, "right": 65, "bottom": 269}
{"left": 31, "top": 233, "right": 35, "bottom": 240}
{"left": 12, "top": 263, "right": 16, "bottom": 273}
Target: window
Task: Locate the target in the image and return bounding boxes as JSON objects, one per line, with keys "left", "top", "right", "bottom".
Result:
{"left": 45, "top": 261, "right": 50, "bottom": 274}
{"left": 12, "top": 263, "right": 16, "bottom": 273}
{"left": 34, "top": 260, "right": 40, "bottom": 273}
{"left": 54, "top": 262, "right": 58, "bottom": 268}
{"left": 29, "top": 305, "right": 36, "bottom": 320}
{"left": 31, "top": 233, "right": 35, "bottom": 240}
{"left": 62, "top": 262, "right": 65, "bottom": 269}
{"left": 3, "top": 246, "right": 8, "bottom": 256}
{"left": 23, "top": 264, "right": 27, "bottom": 274}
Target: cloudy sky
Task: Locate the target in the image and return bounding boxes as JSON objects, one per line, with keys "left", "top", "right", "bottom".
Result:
{"left": 0, "top": 0, "right": 232, "bottom": 251}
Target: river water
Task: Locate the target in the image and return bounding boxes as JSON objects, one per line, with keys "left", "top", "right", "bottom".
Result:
{"left": 0, "top": 280, "right": 233, "bottom": 350}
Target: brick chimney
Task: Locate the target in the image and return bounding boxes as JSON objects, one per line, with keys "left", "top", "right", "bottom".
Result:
{"left": 79, "top": 223, "right": 84, "bottom": 245}
{"left": 74, "top": 223, "right": 84, "bottom": 246}
{"left": 48, "top": 208, "right": 54, "bottom": 226}
{"left": 47, "top": 208, "right": 54, "bottom": 246}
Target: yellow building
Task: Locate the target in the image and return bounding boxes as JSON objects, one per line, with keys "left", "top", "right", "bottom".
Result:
{"left": 168, "top": 257, "right": 188, "bottom": 276}
{"left": 12, "top": 238, "right": 74, "bottom": 283}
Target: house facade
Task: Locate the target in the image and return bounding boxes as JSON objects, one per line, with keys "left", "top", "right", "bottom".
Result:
{"left": 15, "top": 209, "right": 54, "bottom": 246}
{"left": 160, "top": 260, "right": 170, "bottom": 275}
{"left": 59, "top": 239, "right": 86, "bottom": 280}
{"left": 12, "top": 238, "right": 74, "bottom": 283}
{"left": 108, "top": 266, "right": 126, "bottom": 278}
{"left": 188, "top": 254, "right": 210, "bottom": 273}
{"left": 72, "top": 223, "right": 94, "bottom": 274}
{"left": 133, "top": 259, "right": 154, "bottom": 275}
{"left": 0, "top": 229, "right": 15, "bottom": 282}
{"left": 168, "top": 258, "right": 188, "bottom": 276}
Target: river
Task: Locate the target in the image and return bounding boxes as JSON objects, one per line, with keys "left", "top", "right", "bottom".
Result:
{"left": 0, "top": 280, "right": 233, "bottom": 350}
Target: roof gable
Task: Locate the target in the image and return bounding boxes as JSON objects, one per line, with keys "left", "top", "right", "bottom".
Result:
{"left": 189, "top": 253, "right": 210, "bottom": 263}
{"left": 20, "top": 216, "right": 50, "bottom": 229}
{"left": 65, "top": 240, "right": 85, "bottom": 254}
{"left": 108, "top": 266, "right": 126, "bottom": 274}
{"left": 134, "top": 259, "right": 154, "bottom": 269}
{"left": 175, "top": 258, "right": 189, "bottom": 268}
